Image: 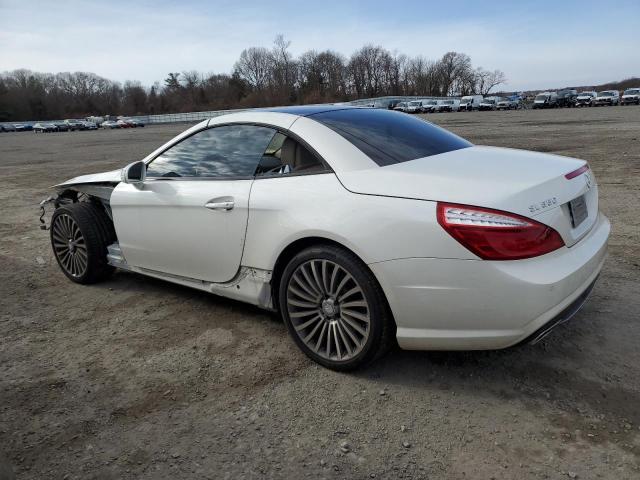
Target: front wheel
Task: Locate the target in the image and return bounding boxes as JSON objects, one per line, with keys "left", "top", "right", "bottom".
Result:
{"left": 279, "top": 245, "right": 394, "bottom": 371}
{"left": 50, "top": 202, "right": 116, "bottom": 284}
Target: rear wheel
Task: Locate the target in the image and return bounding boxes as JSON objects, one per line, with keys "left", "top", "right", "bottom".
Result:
{"left": 50, "top": 202, "right": 115, "bottom": 284}
{"left": 279, "top": 245, "right": 394, "bottom": 371}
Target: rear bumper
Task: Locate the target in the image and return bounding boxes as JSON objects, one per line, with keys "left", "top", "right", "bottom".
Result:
{"left": 370, "top": 212, "right": 610, "bottom": 350}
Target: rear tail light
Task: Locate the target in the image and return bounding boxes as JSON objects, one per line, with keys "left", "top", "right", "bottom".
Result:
{"left": 565, "top": 164, "right": 590, "bottom": 179}
{"left": 437, "top": 203, "right": 565, "bottom": 260}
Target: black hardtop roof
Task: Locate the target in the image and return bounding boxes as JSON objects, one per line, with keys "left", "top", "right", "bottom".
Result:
{"left": 261, "top": 105, "right": 358, "bottom": 116}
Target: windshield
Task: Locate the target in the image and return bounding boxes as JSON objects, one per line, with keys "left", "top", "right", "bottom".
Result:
{"left": 578, "top": 92, "right": 594, "bottom": 97}
{"left": 624, "top": 89, "right": 640, "bottom": 95}
{"left": 535, "top": 94, "right": 549, "bottom": 101}
{"left": 311, "top": 108, "right": 472, "bottom": 167}
{"left": 484, "top": 99, "right": 495, "bottom": 104}
{"left": 443, "top": 100, "right": 454, "bottom": 105}
{"left": 460, "top": 97, "right": 472, "bottom": 102}
{"left": 598, "top": 92, "right": 614, "bottom": 97}
{"left": 409, "top": 101, "right": 421, "bottom": 106}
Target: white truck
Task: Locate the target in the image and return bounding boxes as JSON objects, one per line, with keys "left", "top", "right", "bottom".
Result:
{"left": 420, "top": 100, "right": 440, "bottom": 113}
{"left": 594, "top": 90, "right": 620, "bottom": 106}
{"left": 479, "top": 97, "right": 501, "bottom": 111}
{"left": 621, "top": 87, "right": 640, "bottom": 106}
{"left": 459, "top": 95, "right": 483, "bottom": 111}
{"left": 575, "top": 91, "right": 597, "bottom": 107}
{"left": 406, "top": 100, "right": 425, "bottom": 113}
{"left": 434, "top": 99, "right": 460, "bottom": 112}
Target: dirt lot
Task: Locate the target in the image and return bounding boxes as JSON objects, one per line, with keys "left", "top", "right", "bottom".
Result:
{"left": 1, "top": 106, "right": 639, "bottom": 480}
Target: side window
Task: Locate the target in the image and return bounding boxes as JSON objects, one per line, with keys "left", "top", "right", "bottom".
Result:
{"left": 146, "top": 125, "right": 276, "bottom": 178}
{"left": 255, "top": 133, "right": 327, "bottom": 176}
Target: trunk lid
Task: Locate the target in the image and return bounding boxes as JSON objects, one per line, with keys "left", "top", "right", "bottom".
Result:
{"left": 336, "top": 145, "right": 598, "bottom": 247}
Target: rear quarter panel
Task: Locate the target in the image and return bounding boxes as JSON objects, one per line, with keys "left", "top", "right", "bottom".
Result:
{"left": 242, "top": 173, "right": 476, "bottom": 271}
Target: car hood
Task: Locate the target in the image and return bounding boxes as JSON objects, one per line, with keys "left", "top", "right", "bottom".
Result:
{"left": 55, "top": 169, "right": 122, "bottom": 188}
{"left": 335, "top": 145, "right": 585, "bottom": 217}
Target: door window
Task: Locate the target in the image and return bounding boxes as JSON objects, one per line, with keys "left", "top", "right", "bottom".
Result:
{"left": 255, "top": 133, "right": 328, "bottom": 176}
{"left": 146, "top": 125, "right": 276, "bottom": 178}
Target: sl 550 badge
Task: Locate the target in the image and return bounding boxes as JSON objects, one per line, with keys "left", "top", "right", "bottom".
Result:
{"left": 528, "top": 197, "right": 558, "bottom": 213}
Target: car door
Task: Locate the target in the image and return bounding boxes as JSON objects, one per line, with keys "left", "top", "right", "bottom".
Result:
{"left": 110, "top": 124, "right": 277, "bottom": 283}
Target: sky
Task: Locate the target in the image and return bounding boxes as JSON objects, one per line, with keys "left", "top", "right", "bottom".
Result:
{"left": 1, "top": 0, "right": 638, "bottom": 91}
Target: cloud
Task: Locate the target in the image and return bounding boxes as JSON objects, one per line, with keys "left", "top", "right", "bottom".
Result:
{"left": 0, "top": 0, "right": 637, "bottom": 90}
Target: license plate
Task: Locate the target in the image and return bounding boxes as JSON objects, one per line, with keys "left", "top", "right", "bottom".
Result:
{"left": 568, "top": 195, "right": 588, "bottom": 228}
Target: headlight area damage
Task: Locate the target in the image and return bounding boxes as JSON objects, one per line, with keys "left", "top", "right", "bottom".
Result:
{"left": 39, "top": 182, "right": 117, "bottom": 232}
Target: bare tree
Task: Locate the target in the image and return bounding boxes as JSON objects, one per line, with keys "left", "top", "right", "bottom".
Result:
{"left": 234, "top": 47, "right": 271, "bottom": 91}
{"left": 475, "top": 68, "right": 507, "bottom": 94}
{"left": 0, "top": 42, "right": 510, "bottom": 121}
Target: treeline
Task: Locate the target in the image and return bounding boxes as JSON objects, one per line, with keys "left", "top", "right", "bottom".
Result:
{"left": 0, "top": 36, "right": 507, "bottom": 121}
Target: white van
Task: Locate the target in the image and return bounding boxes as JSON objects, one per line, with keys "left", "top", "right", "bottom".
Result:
{"left": 459, "top": 95, "right": 483, "bottom": 111}
{"left": 434, "top": 99, "right": 460, "bottom": 112}
{"left": 420, "top": 100, "right": 440, "bottom": 113}
{"left": 406, "top": 100, "right": 425, "bottom": 113}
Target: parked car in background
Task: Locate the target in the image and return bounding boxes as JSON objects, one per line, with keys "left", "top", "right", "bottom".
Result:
{"left": 33, "top": 123, "right": 58, "bottom": 133}
{"left": 117, "top": 120, "right": 134, "bottom": 128}
{"left": 1, "top": 124, "right": 17, "bottom": 132}
{"left": 65, "top": 119, "right": 86, "bottom": 131}
{"left": 128, "top": 119, "right": 145, "bottom": 127}
{"left": 434, "top": 99, "right": 460, "bottom": 112}
{"left": 393, "top": 102, "right": 409, "bottom": 113}
{"left": 87, "top": 116, "right": 105, "bottom": 126}
{"left": 385, "top": 100, "right": 401, "bottom": 110}
{"left": 620, "top": 88, "right": 640, "bottom": 105}
{"left": 101, "top": 121, "right": 120, "bottom": 129}
{"left": 497, "top": 99, "right": 519, "bottom": 110}
{"left": 406, "top": 101, "right": 424, "bottom": 114}
{"left": 53, "top": 122, "right": 70, "bottom": 132}
{"left": 459, "top": 95, "right": 483, "bottom": 111}
{"left": 594, "top": 90, "right": 619, "bottom": 106}
{"left": 532, "top": 92, "right": 558, "bottom": 109}
{"left": 557, "top": 89, "right": 578, "bottom": 107}
{"left": 479, "top": 98, "right": 499, "bottom": 111}
{"left": 421, "top": 100, "right": 439, "bottom": 113}
{"left": 82, "top": 121, "right": 98, "bottom": 130}
{"left": 575, "top": 91, "right": 597, "bottom": 107}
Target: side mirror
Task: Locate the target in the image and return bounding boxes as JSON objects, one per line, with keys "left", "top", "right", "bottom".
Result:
{"left": 122, "top": 160, "right": 146, "bottom": 184}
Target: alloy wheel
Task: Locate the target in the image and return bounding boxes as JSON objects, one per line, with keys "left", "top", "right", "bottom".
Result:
{"left": 51, "top": 213, "right": 88, "bottom": 278}
{"left": 286, "top": 259, "right": 370, "bottom": 362}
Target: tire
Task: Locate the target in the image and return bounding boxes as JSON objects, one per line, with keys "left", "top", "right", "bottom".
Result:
{"left": 50, "top": 202, "right": 116, "bottom": 284}
{"left": 278, "top": 245, "right": 395, "bottom": 371}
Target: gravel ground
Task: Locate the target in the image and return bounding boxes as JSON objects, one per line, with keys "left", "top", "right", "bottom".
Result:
{"left": 1, "top": 106, "right": 639, "bottom": 480}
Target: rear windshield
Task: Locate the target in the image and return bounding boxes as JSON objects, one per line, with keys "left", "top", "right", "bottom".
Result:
{"left": 310, "top": 108, "right": 472, "bottom": 167}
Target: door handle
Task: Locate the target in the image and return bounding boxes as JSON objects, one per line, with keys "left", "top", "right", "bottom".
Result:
{"left": 205, "top": 200, "right": 234, "bottom": 211}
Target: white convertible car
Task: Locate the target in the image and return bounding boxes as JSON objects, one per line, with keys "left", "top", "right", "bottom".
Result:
{"left": 43, "top": 106, "right": 610, "bottom": 370}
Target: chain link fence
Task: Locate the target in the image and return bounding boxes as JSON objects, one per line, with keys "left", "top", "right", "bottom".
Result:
{"left": 2, "top": 95, "right": 457, "bottom": 128}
